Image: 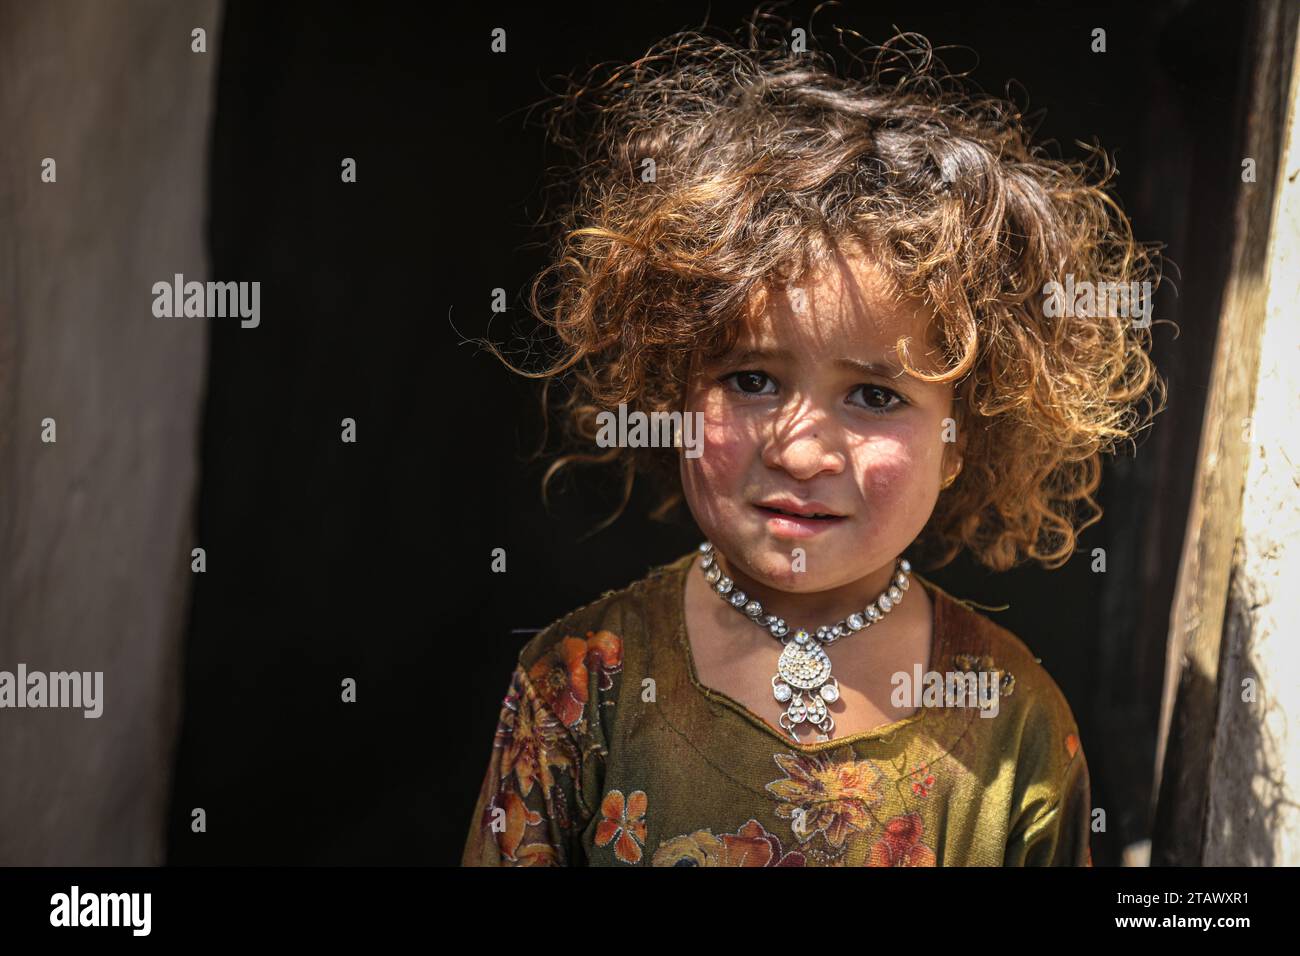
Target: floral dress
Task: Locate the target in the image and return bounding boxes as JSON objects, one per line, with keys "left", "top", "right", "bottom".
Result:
{"left": 462, "top": 550, "right": 1093, "bottom": 866}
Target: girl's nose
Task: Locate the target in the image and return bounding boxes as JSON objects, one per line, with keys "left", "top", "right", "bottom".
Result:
{"left": 760, "top": 415, "right": 845, "bottom": 481}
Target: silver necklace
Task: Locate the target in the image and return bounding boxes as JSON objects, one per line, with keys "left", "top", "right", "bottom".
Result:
{"left": 696, "top": 541, "right": 911, "bottom": 743}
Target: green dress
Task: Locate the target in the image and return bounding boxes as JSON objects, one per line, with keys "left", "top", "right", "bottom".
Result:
{"left": 462, "top": 549, "right": 1093, "bottom": 866}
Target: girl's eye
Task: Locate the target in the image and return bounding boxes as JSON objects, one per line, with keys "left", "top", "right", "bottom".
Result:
{"left": 721, "top": 370, "right": 776, "bottom": 396}
{"left": 849, "top": 383, "right": 906, "bottom": 414}
{"left": 721, "top": 373, "right": 906, "bottom": 412}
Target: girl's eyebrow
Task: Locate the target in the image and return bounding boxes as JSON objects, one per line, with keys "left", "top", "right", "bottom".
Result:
{"left": 727, "top": 347, "right": 905, "bottom": 377}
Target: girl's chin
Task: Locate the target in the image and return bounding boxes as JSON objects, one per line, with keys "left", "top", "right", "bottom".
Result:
{"left": 735, "top": 550, "right": 832, "bottom": 581}
{"left": 720, "top": 542, "right": 879, "bottom": 582}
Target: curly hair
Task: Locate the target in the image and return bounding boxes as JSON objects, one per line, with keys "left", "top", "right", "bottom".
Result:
{"left": 481, "top": 12, "right": 1167, "bottom": 572}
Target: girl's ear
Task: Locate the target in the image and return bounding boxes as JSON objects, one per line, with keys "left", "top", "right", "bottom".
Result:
{"left": 941, "top": 387, "right": 968, "bottom": 488}
{"left": 940, "top": 456, "right": 964, "bottom": 490}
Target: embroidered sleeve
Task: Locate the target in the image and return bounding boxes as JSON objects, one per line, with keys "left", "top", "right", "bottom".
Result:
{"left": 1004, "top": 740, "right": 1093, "bottom": 867}
{"left": 461, "top": 663, "right": 589, "bottom": 866}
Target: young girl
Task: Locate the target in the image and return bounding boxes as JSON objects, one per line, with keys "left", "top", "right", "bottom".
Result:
{"left": 462, "top": 23, "right": 1162, "bottom": 866}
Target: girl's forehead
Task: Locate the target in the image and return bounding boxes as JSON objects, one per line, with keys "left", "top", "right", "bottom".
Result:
{"left": 737, "top": 254, "right": 942, "bottom": 358}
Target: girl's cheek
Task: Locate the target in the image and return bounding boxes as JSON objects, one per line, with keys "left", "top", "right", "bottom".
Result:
{"left": 687, "top": 394, "right": 756, "bottom": 490}
{"left": 857, "top": 439, "right": 922, "bottom": 505}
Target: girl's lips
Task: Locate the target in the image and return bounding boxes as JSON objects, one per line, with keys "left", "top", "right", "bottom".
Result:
{"left": 754, "top": 504, "right": 847, "bottom": 538}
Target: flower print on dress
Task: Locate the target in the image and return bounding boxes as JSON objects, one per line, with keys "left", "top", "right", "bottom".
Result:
{"left": 651, "top": 818, "right": 807, "bottom": 866}
{"left": 583, "top": 629, "right": 623, "bottom": 690}
{"left": 952, "top": 652, "right": 1015, "bottom": 705}
{"left": 594, "top": 788, "right": 648, "bottom": 864}
{"left": 527, "top": 630, "right": 624, "bottom": 731}
{"left": 765, "top": 751, "right": 885, "bottom": 849}
{"left": 487, "top": 790, "right": 558, "bottom": 866}
{"left": 908, "top": 763, "right": 936, "bottom": 799}
{"left": 476, "top": 668, "right": 584, "bottom": 864}
{"left": 866, "top": 812, "right": 937, "bottom": 866}
{"left": 493, "top": 671, "right": 580, "bottom": 804}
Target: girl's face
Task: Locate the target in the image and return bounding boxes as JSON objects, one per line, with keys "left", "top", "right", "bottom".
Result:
{"left": 679, "top": 247, "right": 959, "bottom": 606}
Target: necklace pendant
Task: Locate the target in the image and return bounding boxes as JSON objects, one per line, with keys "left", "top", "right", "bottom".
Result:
{"left": 696, "top": 542, "right": 910, "bottom": 746}
{"left": 773, "top": 631, "right": 840, "bottom": 741}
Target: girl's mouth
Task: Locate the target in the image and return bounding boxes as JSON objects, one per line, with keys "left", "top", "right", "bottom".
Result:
{"left": 754, "top": 504, "right": 847, "bottom": 538}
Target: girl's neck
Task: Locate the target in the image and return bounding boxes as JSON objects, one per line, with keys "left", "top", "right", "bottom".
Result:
{"left": 709, "top": 549, "right": 903, "bottom": 630}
